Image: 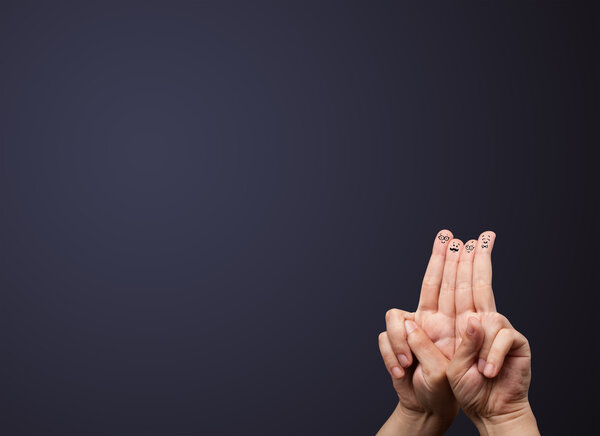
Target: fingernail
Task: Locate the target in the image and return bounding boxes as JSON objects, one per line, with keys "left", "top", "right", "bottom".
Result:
{"left": 391, "top": 366, "right": 404, "bottom": 379}
{"left": 484, "top": 363, "right": 495, "bottom": 377}
{"left": 397, "top": 354, "right": 410, "bottom": 368}
{"left": 478, "top": 358, "right": 486, "bottom": 373}
{"left": 404, "top": 320, "right": 417, "bottom": 334}
{"left": 467, "top": 320, "right": 475, "bottom": 336}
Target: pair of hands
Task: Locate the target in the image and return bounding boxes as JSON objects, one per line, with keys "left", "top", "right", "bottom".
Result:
{"left": 377, "top": 230, "right": 539, "bottom": 436}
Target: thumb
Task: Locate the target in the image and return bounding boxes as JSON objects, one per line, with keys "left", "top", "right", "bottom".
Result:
{"left": 447, "top": 316, "right": 484, "bottom": 382}
{"left": 404, "top": 320, "right": 448, "bottom": 382}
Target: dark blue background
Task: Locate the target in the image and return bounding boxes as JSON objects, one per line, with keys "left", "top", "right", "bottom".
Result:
{"left": 1, "top": 1, "right": 597, "bottom": 434}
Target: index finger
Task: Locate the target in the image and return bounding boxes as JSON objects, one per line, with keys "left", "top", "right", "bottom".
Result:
{"left": 417, "top": 229, "right": 453, "bottom": 311}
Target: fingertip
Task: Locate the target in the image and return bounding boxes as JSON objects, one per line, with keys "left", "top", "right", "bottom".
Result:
{"left": 463, "top": 239, "right": 477, "bottom": 256}
{"left": 397, "top": 353, "right": 411, "bottom": 368}
{"left": 391, "top": 366, "right": 405, "bottom": 379}
{"left": 466, "top": 316, "right": 482, "bottom": 336}
{"left": 483, "top": 362, "right": 496, "bottom": 378}
{"left": 404, "top": 320, "right": 418, "bottom": 335}
{"left": 447, "top": 238, "right": 463, "bottom": 256}
{"left": 464, "top": 317, "right": 484, "bottom": 353}
{"left": 478, "top": 231, "right": 495, "bottom": 252}
{"left": 435, "top": 229, "right": 453, "bottom": 248}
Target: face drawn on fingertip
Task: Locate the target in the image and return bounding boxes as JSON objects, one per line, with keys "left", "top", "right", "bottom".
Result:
{"left": 479, "top": 232, "right": 494, "bottom": 249}
{"left": 464, "top": 241, "right": 476, "bottom": 254}
{"left": 448, "top": 240, "right": 462, "bottom": 253}
{"left": 437, "top": 232, "right": 451, "bottom": 244}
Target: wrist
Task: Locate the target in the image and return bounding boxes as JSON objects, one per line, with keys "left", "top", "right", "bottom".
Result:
{"left": 472, "top": 402, "right": 539, "bottom": 436}
{"left": 377, "top": 403, "right": 453, "bottom": 436}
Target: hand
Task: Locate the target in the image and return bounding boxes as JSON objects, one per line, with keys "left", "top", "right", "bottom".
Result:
{"left": 377, "top": 230, "right": 461, "bottom": 436}
{"left": 447, "top": 231, "right": 540, "bottom": 435}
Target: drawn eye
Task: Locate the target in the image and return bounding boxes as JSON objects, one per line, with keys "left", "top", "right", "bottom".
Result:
{"left": 444, "top": 236, "right": 449, "bottom": 241}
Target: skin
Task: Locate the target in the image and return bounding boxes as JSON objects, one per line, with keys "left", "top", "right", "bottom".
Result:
{"left": 377, "top": 230, "right": 461, "bottom": 436}
{"left": 447, "top": 231, "right": 539, "bottom": 435}
{"left": 377, "top": 230, "right": 539, "bottom": 436}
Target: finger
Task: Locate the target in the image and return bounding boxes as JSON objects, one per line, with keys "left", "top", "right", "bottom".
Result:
{"left": 438, "top": 238, "right": 462, "bottom": 317}
{"left": 480, "top": 328, "right": 530, "bottom": 378}
{"left": 378, "top": 331, "right": 406, "bottom": 380}
{"left": 447, "top": 316, "right": 484, "bottom": 384}
{"left": 455, "top": 239, "right": 476, "bottom": 315}
{"left": 404, "top": 320, "right": 448, "bottom": 381}
{"left": 418, "top": 229, "right": 453, "bottom": 311}
{"left": 473, "top": 231, "right": 497, "bottom": 312}
{"left": 385, "top": 309, "right": 414, "bottom": 368}
{"left": 477, "top": 314, "right": 513, "bottom": 372}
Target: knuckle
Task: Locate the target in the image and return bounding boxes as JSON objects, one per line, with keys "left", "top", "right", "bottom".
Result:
{"left": 492, "top": 314, "right": 509, "bottom": 330}
{"left": 423, "top": 367, "right": 446, "bottom": 383}
{"left": 514, "top": 329, "right": 530, "bottom": 348}
{"left": 421, "top": 277, "right": 439, "bottom": 290}
{"left": 455, "top": 281, "right": 471, "bottom": 292}
{"left": 440, "top": 281, "right": 455, "bottom": 292}
{"left": 472, "top": 280, "right": 491, "bottom": 290}
{"left": 492, "top": 312, "right": 505, "bottom": 323}
{"left": 491, "top": 317, "right": 503, "bottom": 330}
{"left": 390, "top": 342, "right": 407, "bottom": 354}
{"left": 498, "top": 327, "right": 512, "bottom": 338}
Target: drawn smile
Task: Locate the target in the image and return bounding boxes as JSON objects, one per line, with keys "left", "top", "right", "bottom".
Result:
{"left": 449, "top": 247, "right": 459, "bottom": 252}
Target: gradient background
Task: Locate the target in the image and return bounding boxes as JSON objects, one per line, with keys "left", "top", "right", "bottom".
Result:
{"left": 1, "top": 1, "right": 597, "bottom": 435}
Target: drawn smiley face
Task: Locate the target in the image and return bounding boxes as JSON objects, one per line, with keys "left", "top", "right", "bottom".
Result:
{"left": 481, "top": 233, "right": 492, "bottom": 248}
{"left": 449, "top": 241, "right": 461, "bottom": 252}
{"left": 438, "top": 234, "right": 450, "bottom": 244}
{"left": 465, "top": 242, "right": 475, "bottom": 253}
